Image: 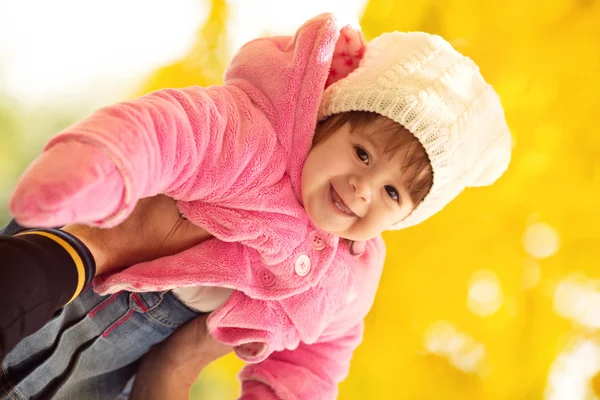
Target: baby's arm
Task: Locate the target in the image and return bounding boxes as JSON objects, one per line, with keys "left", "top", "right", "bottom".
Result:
{"left": 237, "top": 322, "right": 364, "bottom": 400}
{"left": 9, "top": 86, "right": 261, "bottom": 228}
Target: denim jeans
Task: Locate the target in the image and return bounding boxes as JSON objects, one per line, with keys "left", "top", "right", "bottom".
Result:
{"left": 0, "top": 286, "right": 200, "bottom": 400}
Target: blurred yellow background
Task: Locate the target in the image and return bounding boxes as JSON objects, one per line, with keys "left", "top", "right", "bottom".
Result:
{"left": 1, "top": 0, "right": 599, "bottom": 399}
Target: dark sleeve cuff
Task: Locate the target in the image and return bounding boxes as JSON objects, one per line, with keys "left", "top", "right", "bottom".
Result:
{"left": 0, "top": 227, "right": 96, "bottom": 360}
{"left": 13, "top": 229, "right": 96, "bottom": 303}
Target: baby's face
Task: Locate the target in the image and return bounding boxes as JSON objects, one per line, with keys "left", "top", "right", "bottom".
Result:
{"left": 301, "top": 119, "right": 416, "bottom": 241}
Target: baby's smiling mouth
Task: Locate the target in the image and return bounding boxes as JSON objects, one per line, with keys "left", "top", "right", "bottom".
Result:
{"left": 330, "top": 184, "right": 357, "bottom": 217}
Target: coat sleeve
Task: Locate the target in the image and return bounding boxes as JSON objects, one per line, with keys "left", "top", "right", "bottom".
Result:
{"left": 9, "top": 85, "right": 276, "bottom": 227}
{"left": 237, "top": 321, "right": 364, "bottom": 400}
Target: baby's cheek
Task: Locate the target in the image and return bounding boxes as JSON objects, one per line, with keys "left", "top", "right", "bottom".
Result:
{"left": 362, "top": 212, "right": 392, "bottom": 238}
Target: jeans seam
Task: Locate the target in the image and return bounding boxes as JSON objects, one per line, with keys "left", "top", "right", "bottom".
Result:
{"left": 143, "top": 312, "right": 182, "bottom": 328}
{"left": 138, "top": 292, "right": 166, "bottom": 313}
{"left": 0, "top": 364, "right": 24, "bottom": 400}
{"left": 135, "top": 292, "right": 196, "bottom": 328}
{"left": 89, "top": 292, "right": 121, "bottom": 318}
{"left": 102, "top": 309, "right": 135, "bottom": 338}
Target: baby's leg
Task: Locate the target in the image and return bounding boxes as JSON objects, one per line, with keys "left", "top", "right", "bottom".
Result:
{"left": 0, "top": 287, "right": 199, "bottom": 400}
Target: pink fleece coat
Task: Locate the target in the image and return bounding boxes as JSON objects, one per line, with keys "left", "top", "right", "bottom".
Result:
{"left": 42, "top": 14, "right": 384, "bottom": 399}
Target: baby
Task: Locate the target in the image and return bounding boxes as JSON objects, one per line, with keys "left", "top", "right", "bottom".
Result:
{"left": 3, "top": 13, "right": 511, "bottom": 400}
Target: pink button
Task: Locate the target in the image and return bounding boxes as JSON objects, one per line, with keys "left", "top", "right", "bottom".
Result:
{"left": 257, "top": 267, "right": 275, "bottom": 287}
{"left": 309, "top": 231, "right": 326, "bottom": 250}
{"left": 350, "top": 241, "right": 366, "bottom": 256}
{"left": 295, "top": 255, "right": 311, "bottom": 276}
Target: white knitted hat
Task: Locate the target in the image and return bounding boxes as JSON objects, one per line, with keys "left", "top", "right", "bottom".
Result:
{"left": 318, "top": 31, "right": 512, "bottom": 229}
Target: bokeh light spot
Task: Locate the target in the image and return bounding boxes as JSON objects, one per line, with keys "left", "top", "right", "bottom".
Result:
{"left": 554, "top": 273, "right": 600, "bottom": 329}
{"left": 523, "top": 222, "right": 561, "bottom": 259}
{"left": 545, "top": 338, "right": 600, "bottom": 400}
{"left": 467, "top": 270, "right": 504, "bottom": 317}
{"left": 424, "top": 321, "right": 486, "bottom": 374}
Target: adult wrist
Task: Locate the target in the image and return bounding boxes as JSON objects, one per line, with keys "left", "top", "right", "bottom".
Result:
{"left": 61, "top": 224, "right": 108, "bottom": 276}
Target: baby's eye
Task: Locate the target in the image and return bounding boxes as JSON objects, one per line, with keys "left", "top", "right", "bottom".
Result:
{"left": 355, "top": 147, "right": 369, "bottom": 164}
{"left": 385, "top": 185, "right": 400, "bottom": 203}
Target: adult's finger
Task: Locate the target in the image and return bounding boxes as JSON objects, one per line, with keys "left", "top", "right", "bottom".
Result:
{"left": 131, "top": 314, "right": 232, "bottom": 400}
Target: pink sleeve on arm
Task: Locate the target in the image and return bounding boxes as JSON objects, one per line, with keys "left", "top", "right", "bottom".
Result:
{"left": 48, "top": 87, "right": 230, "bottom": 201}
{"left": 238, "top": 322, "right": 364, "bottom": 400}
{"left": 20, "top": 85, "right": 273, "bottom": 227}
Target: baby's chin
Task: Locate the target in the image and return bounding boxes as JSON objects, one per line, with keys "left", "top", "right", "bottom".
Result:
{"left": 335, "top": 221, "right": 390, "bottom": 241}
{"left": 304, "top": 202, "right": 383, "bottom": 240}
{"left": 337, "top": 231, "right": 378, "bottom": 242}
{"left": 305, "top": 214, "right": 345, "bottom": 238}
{"left": 318, "top": 222, "right": 380, "bottom": 242}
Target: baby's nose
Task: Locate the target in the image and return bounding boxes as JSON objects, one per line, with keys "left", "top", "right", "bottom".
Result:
{"left": 350, "top": 176, "right": 372, "bottom": 203}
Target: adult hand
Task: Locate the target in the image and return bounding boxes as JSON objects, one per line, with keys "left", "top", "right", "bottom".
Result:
{"left": 63, "top": 195, "right": 224, "bottom": 399}
{"left": 62, "top": 194, "right": 212, "bottom": 276}
{"left": 131, "top": 313, "right": 232, "bottom": 400}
